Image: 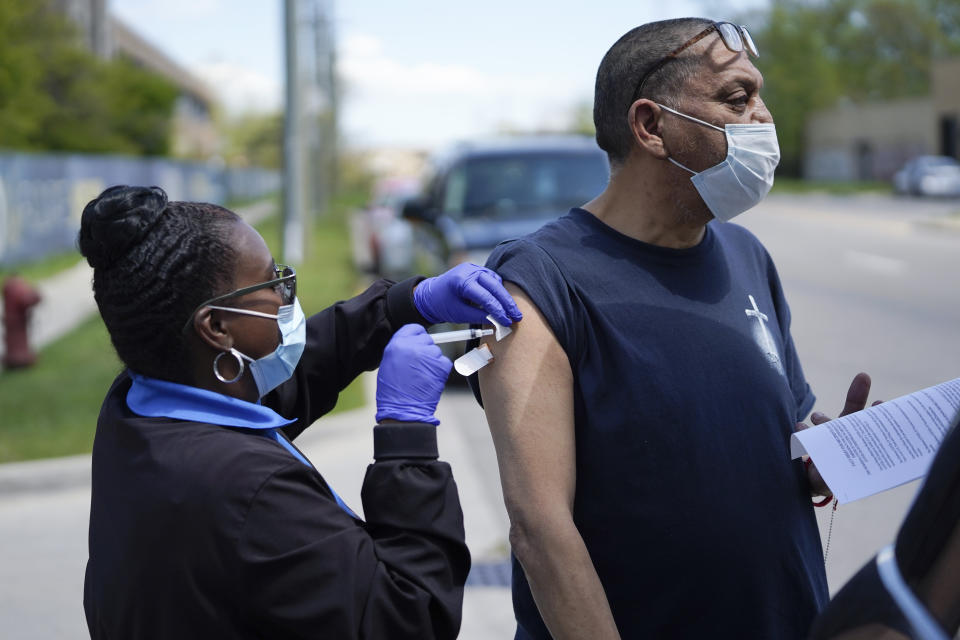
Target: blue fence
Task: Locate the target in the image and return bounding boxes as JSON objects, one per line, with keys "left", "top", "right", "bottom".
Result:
{"left": 0, "top": 152, "right": 280, "bottom": 267}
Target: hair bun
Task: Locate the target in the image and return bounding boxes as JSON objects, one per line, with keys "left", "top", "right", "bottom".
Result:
{"left": 78, "top": 185, "right": 169, "bottom": 269}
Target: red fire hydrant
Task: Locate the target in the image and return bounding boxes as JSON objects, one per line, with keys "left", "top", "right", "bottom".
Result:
{"left": 3, "top": 275, "right": 42, "bottom": 369}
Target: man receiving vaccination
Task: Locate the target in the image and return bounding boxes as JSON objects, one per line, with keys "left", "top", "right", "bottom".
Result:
{"left": 475, "top": 17, "right": 870, "bottom": 640}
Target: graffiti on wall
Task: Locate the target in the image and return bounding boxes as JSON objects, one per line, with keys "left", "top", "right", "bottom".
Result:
{"left": 0, "top": 153, "right": 278, "bottom": 266}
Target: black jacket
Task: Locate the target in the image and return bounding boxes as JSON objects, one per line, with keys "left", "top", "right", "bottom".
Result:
{"left": 83, "top": 278, "right": 470, "bottom": 639}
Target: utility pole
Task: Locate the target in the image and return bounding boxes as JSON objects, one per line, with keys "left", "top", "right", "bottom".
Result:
{"left": 282, "top": 0, "right": 304, "bottom": 264}
{"left": 283, "top": 0, "right": 336, "bottom": 258}
{"left": 316, "top": 0, "right": 338, "bottom": 212}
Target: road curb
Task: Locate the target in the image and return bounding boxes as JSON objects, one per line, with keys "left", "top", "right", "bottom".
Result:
{"left": 0, "top": 454, "right": 91, "bottom": 496}
{"left": 0, "top": 384, "right": 375, "bottom": 498}
{"left": 914, "top": 216, "right": 960, "bottom": 233}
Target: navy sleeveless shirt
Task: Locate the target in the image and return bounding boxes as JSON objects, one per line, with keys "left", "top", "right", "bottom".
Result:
{"left": 483, "top": 208, "right": 827, "bottom": 639}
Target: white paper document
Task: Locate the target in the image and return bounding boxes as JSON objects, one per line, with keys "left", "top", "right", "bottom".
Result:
{"left": 790, "top": 378, "right": 960, "bottom": 504}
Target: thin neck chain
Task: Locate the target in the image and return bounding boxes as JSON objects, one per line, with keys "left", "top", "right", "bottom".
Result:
{"left": 823, "top": 499, "right": 839, "bottom": 564}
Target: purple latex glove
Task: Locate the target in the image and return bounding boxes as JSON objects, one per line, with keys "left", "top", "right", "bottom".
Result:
{"left": 376, "top": 324, "right": 453, "bottom": 425}
{"left": 413, "top": 263, "right": 523, "bottom": 326}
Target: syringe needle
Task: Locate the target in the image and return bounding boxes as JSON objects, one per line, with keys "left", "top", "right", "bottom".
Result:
{"left": 429, "top": 328, "right": 494, "bottom": 344}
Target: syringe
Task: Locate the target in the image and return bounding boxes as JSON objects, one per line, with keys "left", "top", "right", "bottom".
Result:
{"left": 429, "top": 328, "right": 494, "bottom": 344}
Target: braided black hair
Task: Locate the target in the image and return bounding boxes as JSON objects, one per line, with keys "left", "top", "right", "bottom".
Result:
{"left": 78, "top": 185, "right": 240, "bottom": 382}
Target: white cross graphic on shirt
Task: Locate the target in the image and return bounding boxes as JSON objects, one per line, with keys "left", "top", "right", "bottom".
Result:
{"left": 745, "top": 294, "right": 768, "bottom": 324}
{"left": 744, "top": 294, "right": 784, "bottom": 375}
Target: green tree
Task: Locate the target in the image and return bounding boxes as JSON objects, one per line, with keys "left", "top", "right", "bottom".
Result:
{"left": 221, "top": 112, "right": 283, "bottom": 168}
{"left": 0, "top": 1, "right": 71, "bottom": 147}
{"left": 38, "top": 44, "right": 135, "bottom": 153}
{"left": 102, "top": 58, "right": 179, "bottom": 156}
{"left": 568, "top": 100, "right": 596, "bottom": 137}
{"left": 746, "top": 0, "right": 960, "bottom": 175}
{"left": 0, "top": 0, "right": 178, "bottom": 155}
{"left": 750, "top": 2, "right": 846, "bottom": 175}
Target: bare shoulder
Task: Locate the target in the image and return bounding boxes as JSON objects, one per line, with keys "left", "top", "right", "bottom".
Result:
{"left": 478, "top": 281, "right": 572, "bottom": 430}
{"left": 476, "top": 282, "right": 576, "bottom": 516}
{"left": 480, "top": 283, "right": 567, "bottom": 377}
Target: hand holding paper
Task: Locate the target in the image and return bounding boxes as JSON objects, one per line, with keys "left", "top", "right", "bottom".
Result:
{"left": 796, "top": 372, "right": 878, "bottom": 498}
{"left": 791, "top": 377, "right": 960, "bottom": 504}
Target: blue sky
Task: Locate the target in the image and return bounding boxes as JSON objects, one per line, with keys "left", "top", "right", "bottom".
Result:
{"left": 112, "top": 0, "right": 768, "bottom": 150}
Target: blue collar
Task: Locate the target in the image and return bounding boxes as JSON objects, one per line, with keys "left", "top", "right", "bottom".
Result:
{"left": 125, "top": 372, "right": 358, "bottom": 519}
{"left": 126, "top": 372, "right": 295, "bottom": 429}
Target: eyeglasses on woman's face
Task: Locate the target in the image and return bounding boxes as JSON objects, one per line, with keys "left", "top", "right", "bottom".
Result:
{"left": 181, "top": 264, "right": 296, "bottom": 333}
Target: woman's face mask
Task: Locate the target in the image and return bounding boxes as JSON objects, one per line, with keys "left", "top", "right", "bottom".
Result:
{"left": 207, "top": 298, "right": 307, "bottom": 397}
{"left": 657, "top": 103, "right": 781, "bottom": 222}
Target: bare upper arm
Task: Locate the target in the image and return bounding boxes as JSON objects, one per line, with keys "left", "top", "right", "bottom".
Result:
{"left": 478, "top": 281, "right": 576, "bottom": 520}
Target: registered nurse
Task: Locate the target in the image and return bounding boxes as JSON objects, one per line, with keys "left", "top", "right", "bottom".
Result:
{"left": 79, "top": 185, "right": 521, "bottom": 640}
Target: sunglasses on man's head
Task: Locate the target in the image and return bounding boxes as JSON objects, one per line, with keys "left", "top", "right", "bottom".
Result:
{"left": 181, "top": 264, "right": 297, "bottom": 333}
{"left": 631, "top": 21, "right": 759, "bottom": 104}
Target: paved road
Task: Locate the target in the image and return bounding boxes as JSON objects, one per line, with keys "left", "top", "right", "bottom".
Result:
{"left": 1, "top": 192, "right": 958, "bottom": 637}
{"left": 741, "top": 193, "right": 960, "bottom": 592}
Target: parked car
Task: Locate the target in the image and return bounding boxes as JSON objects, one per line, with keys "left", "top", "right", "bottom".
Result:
{"left": 394, "top": 135, "right": 610, "bottom": 279}
{"left": 388, "top": 135, "right": 610, "bottom": 366}
{"left": 892, "top": 155, "right": 960, "bottom": 197}
{"left": 350, "top": 176, "right": 421, "bottom": 274}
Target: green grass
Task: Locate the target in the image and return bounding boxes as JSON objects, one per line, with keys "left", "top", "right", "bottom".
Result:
{"left": 0, "top": 317, "right": 123, "bottom": 462}
{"left": 0, "top": 192, "right": 369, "bottom": 463}
{"left": 771, "top": 178, "right": 893, "bottom": 195}
{"left": 254, "top": 192, "right": 370, "bottom": 418}
{"left": 226, "top": 190, "right": 280, "bottom": 211}
{"left": 0, "top": 250, "right": 84, "bottom": 283}
{"left": 254, "top": 191, "right": 369, "bottom": 313}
